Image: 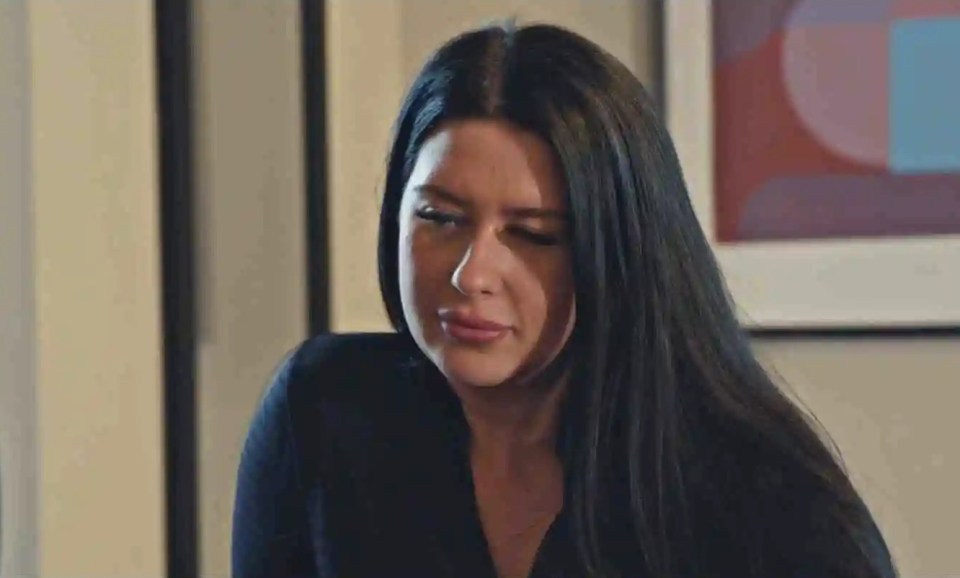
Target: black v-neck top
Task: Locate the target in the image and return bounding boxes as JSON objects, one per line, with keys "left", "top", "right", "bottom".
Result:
{"left": 232, "top": 332, "right": 583, "bottom": 578}
{"left": 232, "top": 332, "right": 895, "bottom": 578}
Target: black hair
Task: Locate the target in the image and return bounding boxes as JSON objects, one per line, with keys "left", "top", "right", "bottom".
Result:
{"left": 378, "top": 22, "right": 897, "bottom": 578}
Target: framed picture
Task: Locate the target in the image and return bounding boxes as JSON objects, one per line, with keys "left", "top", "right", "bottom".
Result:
{"left": 664, "top": 0, "right": 960, "bottom": 330}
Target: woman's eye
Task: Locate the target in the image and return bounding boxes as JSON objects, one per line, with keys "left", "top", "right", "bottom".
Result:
{"left": 511, "top": 227, "right": 562, "bottom": 246}
{"left": 414, "top": 208, "right": 462, "bottom": 227}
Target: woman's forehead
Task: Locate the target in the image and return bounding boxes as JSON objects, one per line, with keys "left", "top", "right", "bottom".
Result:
{"left": 409, "top": 119, "right": 567, "bottom": 210}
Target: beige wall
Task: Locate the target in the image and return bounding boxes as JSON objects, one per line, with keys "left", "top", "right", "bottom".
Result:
{"left": 755, "top": 337, "right": 959, "bottom": 578}
{"left": 326, "top": 0, "right": 404, "bottom": 331}
{"left": 0, "top": 0, "right": 38, "bottom": 575}
{"left": 3, "top": 3, "right": 311, "bottom": 577}
{"left": 0, "top": 1, "right": 166, "bottom": 576}
{"left": 191, "top": 2, "right": 308, "bottom": 576}
{"left": 30, "top": 1, "right": 166, "bottom": 575}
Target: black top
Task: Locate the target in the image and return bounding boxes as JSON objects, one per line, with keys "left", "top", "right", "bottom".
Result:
{"left": 232, "top": 332, "right": 582, "bottom": 578}
{"left": 232, "top": 333, "right": 894, "bottom": 578}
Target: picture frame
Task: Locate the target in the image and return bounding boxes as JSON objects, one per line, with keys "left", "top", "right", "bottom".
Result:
{"left": 663, "top": 0, "right": 960, "bottom": 331}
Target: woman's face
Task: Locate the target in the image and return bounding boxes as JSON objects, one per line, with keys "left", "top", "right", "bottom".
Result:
{"left": 398, "top": 119, "right": 576, "bottom": 390}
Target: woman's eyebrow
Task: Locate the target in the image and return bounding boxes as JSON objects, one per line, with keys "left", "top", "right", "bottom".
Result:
{"left": 414, "top": 183, "right": 569, "bottom": 220}
{"left": 413, "top": 184, "right": 469, "bottom": 207}
{"left": 505, "top": 207, "right": 569, "bottom": 221}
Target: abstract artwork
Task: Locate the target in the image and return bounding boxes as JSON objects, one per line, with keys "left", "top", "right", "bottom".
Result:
{"left": 713, "top": 0, "right": 960, "bottom": 243}
{"left": 665, "top": 0, "right": 960, "bottom": 328}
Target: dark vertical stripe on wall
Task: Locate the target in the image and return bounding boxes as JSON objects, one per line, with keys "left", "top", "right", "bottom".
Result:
{"left": 650, "top": 0, "right": 666, "bottom": 114}
{"left": 155, "top": 0, "right": 198, "bottom": 576}
{"left": 302, "top": 0, "right": 330, "bottom": 335}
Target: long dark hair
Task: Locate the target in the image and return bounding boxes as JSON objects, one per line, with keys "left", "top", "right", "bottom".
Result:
{"left": 378, "top": 22, "right": 896, "bottom": 578}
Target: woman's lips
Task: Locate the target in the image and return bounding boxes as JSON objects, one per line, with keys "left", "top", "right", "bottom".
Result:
{"left": 439, "top": 311, "right": 509, "bottom": 343}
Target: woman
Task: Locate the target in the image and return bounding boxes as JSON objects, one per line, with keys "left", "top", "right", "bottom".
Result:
{"left": 232, "top": 22, "right": 897, "bottom": 578}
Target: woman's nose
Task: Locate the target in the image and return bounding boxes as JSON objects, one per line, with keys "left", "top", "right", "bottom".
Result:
{"left": 450, "top": 230, "right": 503, "bottom": 297}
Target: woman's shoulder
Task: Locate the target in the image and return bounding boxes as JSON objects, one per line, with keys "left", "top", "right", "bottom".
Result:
{"left": 288, "top": 331, "right": 417, "bottom": 372}
{"left": 258, "top": 332, "right": 457, "bottom": 493}
{"left": 263, "top": 332, "right": 438, "bottom": 438}
{"left": 691, "top": 433, "right": 894, "bottom": 578}
{"left": 277, "top": 331, "right": 420, "bottom": 399}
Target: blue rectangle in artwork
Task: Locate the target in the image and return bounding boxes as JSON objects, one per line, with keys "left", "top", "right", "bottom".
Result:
{"left": 890, "top": 17, "right": 960, "bottom": 174}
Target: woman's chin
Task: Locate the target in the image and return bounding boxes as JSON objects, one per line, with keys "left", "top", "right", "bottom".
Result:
{"left": 434, "top": 351, "right": 517, "bottom": 390}
{"left": 443, "top": 367, "right": 513, "bottom": 390}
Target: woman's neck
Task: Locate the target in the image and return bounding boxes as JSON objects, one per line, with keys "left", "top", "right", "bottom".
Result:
{"left": 455, "top": 376, "right": 568, "bottom": 475}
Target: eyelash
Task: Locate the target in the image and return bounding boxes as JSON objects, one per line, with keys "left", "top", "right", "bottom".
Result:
{"left": 511, "top": 229, "right": 561, "bottom": 246}
{"left": 413, "top": 208, "right": 562, "bottom": 246}
{"left": 414, "top": 208, "right": 463, "bottom": 227}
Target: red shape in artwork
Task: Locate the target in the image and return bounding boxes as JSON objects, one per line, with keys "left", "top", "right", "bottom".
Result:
{"left": 712, "top": 32, "right": 886, "bottom": 242}
{"left": 892, "top": 0, "right": 960, "bottom": 20}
